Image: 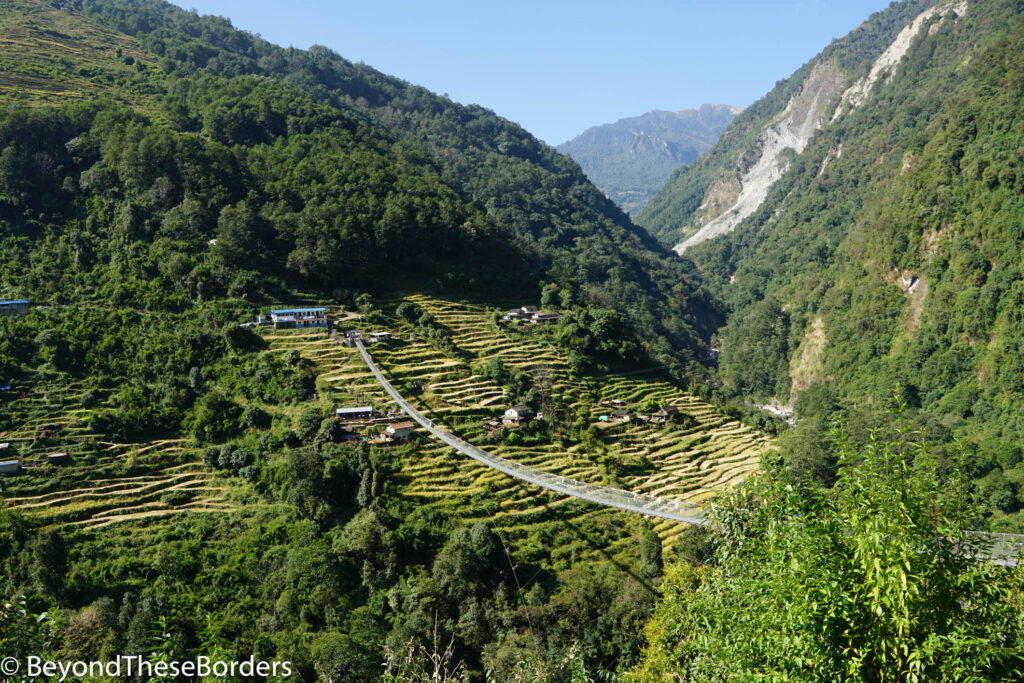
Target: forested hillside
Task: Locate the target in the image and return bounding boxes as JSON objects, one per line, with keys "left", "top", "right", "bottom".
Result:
{"left": 637, "top": 0, "right": 1024, "bottom": 532}
{"left": 556, "top": 105, "right": 739, "bottom": 215}
{"left": 0, "top": 0, "right": 742, "bottom": 679}
{"left": 6, "top": 0, "right": 1024, "bottom": 679}
{"left": 637, "top": 0, "right": 936, "bottom": 248}
{"left": 0, "top": 0, "right": 721, "bottom": 372}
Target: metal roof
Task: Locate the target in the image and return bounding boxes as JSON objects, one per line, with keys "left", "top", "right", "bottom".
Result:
{"left": 0, "top": 300, "right": 29, "bottom": 305}
{"left": 270, "top": 307, "right": 326, "bottom": 314}
{"left": 0, "top": 460, "right": 18, "bottom": 467}
{"left": 336, "top": 406, "right": 374, "bottom": 414}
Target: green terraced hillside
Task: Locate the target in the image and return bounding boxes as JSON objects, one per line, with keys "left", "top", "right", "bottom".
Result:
{"left": 260, "top": 294, "right": 770, "bottom": 554}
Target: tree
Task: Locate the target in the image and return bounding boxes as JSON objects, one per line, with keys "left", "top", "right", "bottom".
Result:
{"left": 355, "top": 292, "right": 374, "bottom": 313}
{"left": 212, "top": 200, "right": 267, "bottom": 267}
{"left": 540, "top": 285, "right": 558, "bottom": 308}
{"left": 189, "top": 390, "right": 242, "bottom": 442}
{"left": 296, "top": 406, "right": 324, "bottom": 441}
{"left": 630, "top": 402, "right": 1024, "bottom": 682}
{"left": 639, "top": 529, "right": 662, "bottom": 579}
{"left": 223, "top": 324, "right": 265, "bottom": 352}
{"left": 31, "top": 529, "right": 67, "bottom": 597}
{"left": 240, "top": 404, "right": 271, "bottom": 429}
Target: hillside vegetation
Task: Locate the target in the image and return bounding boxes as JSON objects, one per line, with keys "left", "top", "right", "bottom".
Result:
{"left": 0, "top": 0, "right": 722, "bottom": 371}
{"left": 0, "top": 0, "right": 763, "bottom": 679}
{"left": 637, "top": 0, "right": 1024, "bottom": 532}
{"left": 0, "top": 294, "right": 770, "bottom": 680}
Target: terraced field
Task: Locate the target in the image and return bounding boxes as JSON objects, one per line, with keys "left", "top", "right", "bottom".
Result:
{"left": 0, "top": 370, "right": 233, "bottom": 531}
{"left": 0, "top": 0, "right": 158, "bottom": 110}
{"left": 271, "top": 294, "right": 773, "bottom": 554}
{"left": 1, "top": 295, "right": 770, "bottom": 560}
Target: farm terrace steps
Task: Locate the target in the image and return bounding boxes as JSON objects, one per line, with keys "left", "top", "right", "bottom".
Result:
{"left": 279, "top": 293, "right": 771, "bottom": 551}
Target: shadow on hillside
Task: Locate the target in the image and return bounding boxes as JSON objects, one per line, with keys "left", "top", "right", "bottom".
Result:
{"left": 541, "top": 498, "right": 659, "bottom": 597}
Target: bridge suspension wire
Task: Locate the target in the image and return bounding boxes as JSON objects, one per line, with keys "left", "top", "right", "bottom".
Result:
{"left": 355, "top": 340, "right": 706, "bottom": 525}
{"left": 354, "top": 339, "right": 1024, "bottom": 566}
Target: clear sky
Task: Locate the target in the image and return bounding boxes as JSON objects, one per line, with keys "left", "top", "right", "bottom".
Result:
{"left": 171, "top": 0, "right": 893, "bottom": 145}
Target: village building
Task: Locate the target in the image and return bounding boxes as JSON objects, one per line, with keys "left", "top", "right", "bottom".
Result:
{"left": 0, "top": 442, "right": 11, "bottom": 455}
{"left": 609, "top": 409, "right": 634, "bottom": 423}
{"left": 531, "top": 311, "right": 563, "bottom": 324}
{"left": 651, "top": 406, "right": 679, "bottom": 423}
{"left": 0, "top": 300, "right": 29, "bottom": 316}
{"left": 47, "top": 452, "right": 69, "bottom": 466}
{"left": 0, "top": 460, "right": 19, "bottom": 475}
{"left": 369, "top": 331, "right": 392, "bottom": 343}
{"left": 336, "top": 406, "right": 376, "bottom": 422}
{"left": 503, "top": 305, "right": 547, "bottom": 322}
{"left": 269, "top": 307, "right": 327, "bottom": 329}
{"left": 384, "top": 421, "right": 416, "bottom": 441}
{"left": 502, "top": 405, "right": 534, "bottom": 427}
{"left": 503, "top": 309, "right": 528, "bottom": 322}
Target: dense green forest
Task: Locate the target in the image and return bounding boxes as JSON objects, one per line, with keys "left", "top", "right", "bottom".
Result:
{"left": 0, "top": 0, "right": 722, "bottom": 370}
{"left": 638, "top": 0, "right": 1024, "bottom": 533}
{"left": 3, "top": 0, "right": 1024, "bottom": 679}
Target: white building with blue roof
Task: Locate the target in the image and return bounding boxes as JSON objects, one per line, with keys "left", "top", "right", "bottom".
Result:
{"left": 269, "top": 307, "right": 327, "bottom": 329}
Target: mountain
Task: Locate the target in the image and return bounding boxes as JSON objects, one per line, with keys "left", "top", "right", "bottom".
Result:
{"left": 0, "top": 1, "right": 748, "bottom": 678}
{"left": 557, "top": 104, "right": 740, "bottom": 215}
{"left": 637, "top": 0, "right": 1024, "bottom": 528}
{"left": 0, "top": 0, "right": 722, "bottom": 369}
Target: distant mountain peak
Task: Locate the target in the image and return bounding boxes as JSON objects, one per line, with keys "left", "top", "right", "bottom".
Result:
{"left": 556, "top": 104, "right": 739, "bottom": 215}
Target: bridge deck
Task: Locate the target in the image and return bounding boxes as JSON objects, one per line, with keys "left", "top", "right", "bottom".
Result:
{"left": 354, "top": 339, "right": 1022, "bottom": 565}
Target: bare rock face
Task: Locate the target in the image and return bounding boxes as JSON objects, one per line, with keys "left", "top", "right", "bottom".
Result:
{"left": 672, "top": 0, "right": 969, "bottom": 255}
{"left": 675, "top": 60, "right": 846, "bottom": 254}
{"left": 832, "top": 0, "right": 968, "bottom": 121}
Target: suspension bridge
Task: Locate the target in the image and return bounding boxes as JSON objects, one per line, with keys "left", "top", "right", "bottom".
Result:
{"left": 354, "top": 339, "right": 1023, "bottom": 566}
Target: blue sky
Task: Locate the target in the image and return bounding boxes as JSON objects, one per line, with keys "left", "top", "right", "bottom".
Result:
{"left": 173, "top": 0, "right": 893, "bottom": 145}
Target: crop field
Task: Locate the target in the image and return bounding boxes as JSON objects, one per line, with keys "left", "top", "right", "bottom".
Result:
{"left": 1, "top": 294, "right": 771, "bottom": 566}
{"left": 0, "top": 0, "right": 159, "bottom": 110}
{"left": 270, "top": 294, "right": 772, "bottom": 556}
{"left": 0, "top": 376, "right": 236, "bottom": 530}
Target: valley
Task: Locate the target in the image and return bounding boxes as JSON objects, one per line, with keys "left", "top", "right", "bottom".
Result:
{"left": 3, "top": 0, "right": 1024, "bottom": 678}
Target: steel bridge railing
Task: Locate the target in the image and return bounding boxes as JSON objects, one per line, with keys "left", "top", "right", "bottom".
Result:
{"left": 355, "top": 340, "right": 1024, "bottom": 565}
{"left": 355, "top": 340, "right": 706, "bottom": 524}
